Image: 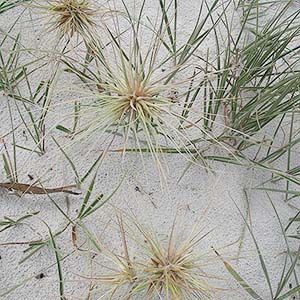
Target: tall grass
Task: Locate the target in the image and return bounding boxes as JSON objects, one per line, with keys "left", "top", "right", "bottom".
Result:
{"left": 172, "top": 0, "right": 300, "bottom": 195}
{"left": 185, "top": 0, "right": 300, "bottom": 151}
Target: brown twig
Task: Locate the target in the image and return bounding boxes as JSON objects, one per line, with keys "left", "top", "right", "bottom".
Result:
{"left": 0, "top": 182, "right": 81, "bottom": 195}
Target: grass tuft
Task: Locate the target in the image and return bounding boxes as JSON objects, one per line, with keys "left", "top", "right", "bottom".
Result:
{"left": 34, "top": 0, "right": 98, "bottom": 41}
{"left": 94, "top": 215, "right": 214, "bottom": 300}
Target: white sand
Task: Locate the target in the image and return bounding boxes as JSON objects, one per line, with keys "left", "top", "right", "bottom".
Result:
{"left": 0, "top": 1, "right": 298, "bottom": 299}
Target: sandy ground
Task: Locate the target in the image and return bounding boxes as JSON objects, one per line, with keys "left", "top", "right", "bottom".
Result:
{"left": 0, "top": 1, "right": 299, "bottom": 299}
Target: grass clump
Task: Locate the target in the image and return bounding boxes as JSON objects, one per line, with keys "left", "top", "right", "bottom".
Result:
{"left": 136, "top": 224, "right": 212, "bottom": 299}
{"left": 56, "top": 0, "right": 226, "bottom": 178}
{"left": 33, "top": 0, "right": 98, "bottom": 41}
{"left": 92, "top": 216, "right": 214, "bottom": 300}
{"left": 64, "top": 53, "right": 199, "bottom": 174}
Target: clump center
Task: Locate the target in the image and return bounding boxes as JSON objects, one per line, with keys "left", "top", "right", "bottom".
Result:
{"left": 120, "top": 80, "right": 151, "bottom": 112}
{"left": 128, "top": 91, "right": 147, "bottom": 110}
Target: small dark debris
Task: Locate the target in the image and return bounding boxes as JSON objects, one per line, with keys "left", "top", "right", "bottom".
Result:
{"left": 35, "top": 273, "right": 45, "bottom": 279}
{"left": 134, "top": 186, "right": 140, "bottom": 192}
{"left": 161, "top": 68, "right": 166, "bottom": 72}
{"left": 28, "top": 174, "right": 34, "bottom": 181}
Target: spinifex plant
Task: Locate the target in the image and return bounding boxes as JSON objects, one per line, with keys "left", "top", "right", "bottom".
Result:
{"left": 56, "top": 0, "right": 225, "bottom": 177}
{"left": 92, "top": 216, "right": 215, "bottom": 300}
{"left": 32, "top": 0, "right": 99, "bottom": 42}
{"left": 134, "top": 222, "right": 214, "bottom": 299}
{"left": 63, "top": 53, "right": 201, "bottom": 174}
